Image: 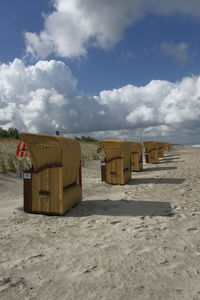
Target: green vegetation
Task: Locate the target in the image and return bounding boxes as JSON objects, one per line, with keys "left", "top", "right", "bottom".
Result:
{"left": 0, "top": 127, "right": 21, "bottom": 139}
{"left": 7, "top": 154, "right": 16, "bottom": 172}
{"left": 0, "top": 133, "right": 101, "bottom": 176}
{"left": 74, "top": 136, "right": 98, "bottom": 143}
{"left": 91, "top": 153, "right": 99, "bottom": 160}
{"left": 0, "top": 155, "right": 7, "bottom": 173}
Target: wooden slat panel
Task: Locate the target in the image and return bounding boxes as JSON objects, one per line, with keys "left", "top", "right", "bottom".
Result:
{"left": 62, "top": 185, "right": 82, "bottom": 214}
{"left": 32, "top": 173, "right": 39, "bottom": 212}
{"left": 48, "top": 167, "right": 63, "bottom": 214}
{"left": 105, "top": 158, "right": 131, "bottom": 185}
{"left": 106, "top": 161, "right": 110, "bottom": 183}
{"left": 40, "top": 170, "right": 47, "bottom": 212}
{"left": 59, "top": 167, "right": 63, "bottom": 214}
{"left": 119, "top": 159, "right": 123, "bottom": 184}
{"left": 112, "top": 160, "right": 117, "bottom": 184}
{"left": 131, "top": 153, "right": 141, "bottom": 171}
{"left": 124, "top": 169, "right": 131, "bottom": 184}
{"left": 49, "top": 168, "right": 59, "bottom": 214}
{"left": 55, "top": 168, "right": 60, "bottom": 214}
{"left": 147, "top": 149, "right": 159, "bottom": 164}
{"left": 50, "top": 168, "right": 55, "bottom": 213}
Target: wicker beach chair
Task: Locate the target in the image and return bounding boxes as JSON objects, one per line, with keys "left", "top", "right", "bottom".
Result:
{"left": 22, "top": 133, "right": 82, "bottom": 215}
{"left": 143, "top": 141, "right": 159, "bottom": 164}
{"left": 99, "top": 139, "right": 132, "bottom": 185}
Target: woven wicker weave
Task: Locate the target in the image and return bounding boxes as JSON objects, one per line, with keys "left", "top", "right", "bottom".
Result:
{"left": 129, "top": 142, "right": 143, "bottom": 171}
{"left": 143, "top": 141, "right": 170, "bottom": 163}
{"left": 22, "top": 133, "right": 82, "bottom": 215}
{"left": 143, "top": 141, "right": 159, "bottom": 164}
{"left": 99, "top": 139, "right": 132, "bottom": 184}
{"left": 22, "top": 133, "right": 81, "bottom": 187}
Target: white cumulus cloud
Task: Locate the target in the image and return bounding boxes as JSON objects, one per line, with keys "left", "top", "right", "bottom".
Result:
{"left": 24, "top": 0, "right": 200, "bottom": 59}
{"left": 0, "top": 59, "right": 200, "bottom": 143}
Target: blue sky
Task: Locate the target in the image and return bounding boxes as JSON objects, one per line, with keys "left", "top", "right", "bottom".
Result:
{"left": 1, "top": 1, "right": 200, "bottom": 95}
{"left": 0, "top": 0, "right": 200, "bottom": 143}
{"left": 0, "top": 1, "right": 50, "bottom": 62}
{"left": 72, "top": 14, "right": 200, "bottom": 95}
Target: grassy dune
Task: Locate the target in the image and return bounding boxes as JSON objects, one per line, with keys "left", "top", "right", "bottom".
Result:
{"left": 0, "top": 138, "right": 102, "bottom": 174}
{"left": 0, "top": 139, "right": 30, "bottom": 174}
{"left": 80, "top": 142, "right": 103, "bottom": 160}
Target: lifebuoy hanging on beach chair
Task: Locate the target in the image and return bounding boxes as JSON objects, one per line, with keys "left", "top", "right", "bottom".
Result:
{"left": 16, "top": 139, "right": 29, "bottom": 158}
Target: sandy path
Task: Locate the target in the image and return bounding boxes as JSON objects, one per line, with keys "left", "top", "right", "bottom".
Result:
{"left": 0, "top": 145, "right": 200, "bottom": 300}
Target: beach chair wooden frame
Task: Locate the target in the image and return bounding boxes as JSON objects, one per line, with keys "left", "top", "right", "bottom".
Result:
{"left": 129, "top": 142, "right": 143, "bottom": 171}
{"left": 156, "top": 142, "right": 167, "bottom": 158}
{"left": 163, "top": 142, "right": 170, "bottom": 152}
{"left": 143, "top": 141, "right": 159, "bottom": 164}
{"left": 99, "top": 140, "right": 132, "bottom": 185}
{"left": 22, "top": 133, "right": 82, "bottom": 215}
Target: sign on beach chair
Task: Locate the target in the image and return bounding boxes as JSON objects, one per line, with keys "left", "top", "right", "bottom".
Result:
{"left": 22, "top": 133, "right": 82, "bottom": 215}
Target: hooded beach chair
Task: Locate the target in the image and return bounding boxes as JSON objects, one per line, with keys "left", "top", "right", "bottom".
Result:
{"left": 22, "top": 133, "right": 82, "bottom": 215}
{"left": 99, "top": 139, "right": 132, "bottom": 185}
{"left": 143, "top": 141, "right": 159, "bottom": 164}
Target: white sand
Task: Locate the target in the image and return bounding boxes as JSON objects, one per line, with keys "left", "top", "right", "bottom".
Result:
{"left": 0, "top": 145, "right": 200, "bottom": 300}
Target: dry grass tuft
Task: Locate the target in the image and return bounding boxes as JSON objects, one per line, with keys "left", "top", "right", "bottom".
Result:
{"left": 0, "top": 138, "right": 31, "bottom": 174}
{"left": 0, "top": 138, "right": 102, "bottom": 175}
{"left": 0, "top": 155, "right": 7, "bottom": 173}
{"left": 80, "top": 142, "right": 103, "bottom": 161}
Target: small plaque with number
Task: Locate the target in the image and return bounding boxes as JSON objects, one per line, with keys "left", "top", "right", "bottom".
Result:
{"left": 101, "top": 162, "right": 106, "bottom": 166}
{"left": 24, "top": 173, "right": 31, "bottom": 179}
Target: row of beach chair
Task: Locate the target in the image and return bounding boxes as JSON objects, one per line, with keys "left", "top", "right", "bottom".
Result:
{"left": 20, "top": 133, "right": 169, "bottom": 216}
{"left": 99, "top": 140, "right": 170, "bottom": 185}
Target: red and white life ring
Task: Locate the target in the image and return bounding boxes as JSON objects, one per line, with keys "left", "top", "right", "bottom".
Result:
{"left": 16, "top": 139, "right": 29, "bottom": 158}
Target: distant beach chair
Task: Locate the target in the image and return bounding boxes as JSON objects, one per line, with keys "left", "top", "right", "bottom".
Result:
{"left": 156, "top": 142, "right": 166, "bottom": 158}
{"left": 163, "top": 142, "right": 170, "bottom": 152}
{"left": 99, "top": 139, "right": 132, "bottom": 185}
{"left": 154, "top": 142, "right": 170, "bottom": 158}
{"left": 143, "top": 141, "right": 159, "bottom": 164}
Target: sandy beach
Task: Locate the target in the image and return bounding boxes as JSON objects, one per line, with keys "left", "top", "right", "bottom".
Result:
{"left": 0, "top": 145, "right": 200, "bottom": 300}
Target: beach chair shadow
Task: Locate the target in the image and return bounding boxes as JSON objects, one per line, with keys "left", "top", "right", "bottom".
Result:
{"left": 162, "top": 155, "right": 180, "bottom": 159}
{"left": 159, "top": 159, "right": 185, "bottom": 164}
{"left": 65, "top": 199, "right": 173, "bottom": 217}
{"left": 128, "top": 178, "right": 185, "bottom": 185}
{"left": 142, "top": 166, "right": 177, "bottom": 172}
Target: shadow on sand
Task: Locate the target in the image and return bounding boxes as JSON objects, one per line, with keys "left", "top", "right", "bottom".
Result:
{"left": 161, "top": 155, "right": 180, "bottom": 159}
{"left": 128, "top": 178, "right": 185, "bottom": 185}
{"left": 158, "top": 160, "right": 185, "bottom": 164}
{"left": 159, "top": 157, "right": 181, "bottom": 162}
{"left": 66, "top": 199, "right": 173, "bottom": 217}
{"left": 0, "top": 174, "right": 21, "bottom": 182}
{"left": 142, "top": 166, "right": 177, "bottom": 172}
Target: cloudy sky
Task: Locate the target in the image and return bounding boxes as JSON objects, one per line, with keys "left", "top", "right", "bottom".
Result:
{"left": 0, "top": 0, "right": 200, "bottom": 144}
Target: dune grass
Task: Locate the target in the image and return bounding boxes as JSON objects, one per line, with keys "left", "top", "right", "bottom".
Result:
{"left": 0, "top": 155, "right": 7, "bottom": 173}
{"left": 0, "top": 138, "right": 103, "bottom": 175}
{"left": 0, "top": 138, "right": 31, "bottom": 174}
